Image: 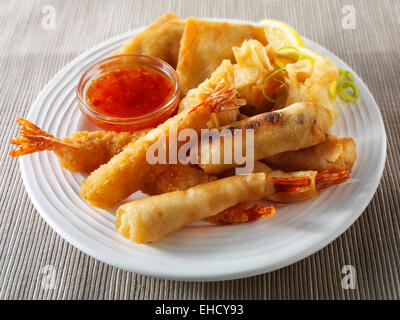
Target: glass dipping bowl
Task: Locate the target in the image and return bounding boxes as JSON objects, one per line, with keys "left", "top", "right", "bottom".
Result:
{"left": 77, "top": 54, "right": 180, "bottom": 132}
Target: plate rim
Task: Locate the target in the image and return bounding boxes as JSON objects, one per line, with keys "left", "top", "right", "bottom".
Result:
{"left": 19, "top": 18, "right": 387, "bottom": 281}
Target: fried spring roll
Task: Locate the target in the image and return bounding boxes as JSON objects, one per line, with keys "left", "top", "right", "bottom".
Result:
{"left": 116, "top": 172, "right": 317, "bottom": 243}
{"left": 142, "top": 161, "right": 349, "bottom": 206}
{"left": 116, "top": 173, "right": 272, "bottom": 243}
{"left": 218, "top": 161, "right": 349, "bottom": 203}
{"left": 264, "top": 134, "right": 356, "bottom": 171}
{"left": 200, "top": 102, "right": 326, "bottom": 174}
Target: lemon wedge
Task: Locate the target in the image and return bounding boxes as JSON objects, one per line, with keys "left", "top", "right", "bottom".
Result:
{"left": 260, "top": 19, "right": 305, "bottom": 48}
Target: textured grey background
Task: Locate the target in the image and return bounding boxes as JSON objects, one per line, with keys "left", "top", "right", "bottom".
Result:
{"left": 0, "top": 0, "right": 399, "bottom": 300}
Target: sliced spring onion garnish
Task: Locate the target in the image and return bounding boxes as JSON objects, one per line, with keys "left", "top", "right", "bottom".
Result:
{"left": 336, "top": 69, "right": 360, "bottom": 102}
{"left": 337, "top": 80, "right": 360, "bottom": 102}
{"left": 262, "top": 68, "right": 288, "bottom": 103}
{"left": 274, "top": 46, "right": 303, "bottom": 69}
{"left": 337, "top": 69, "right": 354, "bottom": 82}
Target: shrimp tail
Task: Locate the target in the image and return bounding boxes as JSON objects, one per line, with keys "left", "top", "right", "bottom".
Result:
{"left": 316, "top": 169, "right": 351, "bottom": 191}
{"left": 206, "top": 203, "right": 276, "bottom": 224}
{"left": 9, "top": 118, "right": 77, "bottom": 157}
{"left": 273, "top": 176, "right": 312, "bottom": 194}
{"left": 189, "top": 81, "right": 246, "bottom": 114}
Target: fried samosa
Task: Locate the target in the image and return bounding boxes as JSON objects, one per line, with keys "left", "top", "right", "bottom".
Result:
{"left": 177, "top": 18, "right": 268, "bottom": 95}
{"left": 113, "top": 13, "right": 185, "bottom": 68}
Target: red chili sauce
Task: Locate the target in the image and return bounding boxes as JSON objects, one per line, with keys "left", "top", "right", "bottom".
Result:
{"left": 86, "top": 67, "right": 174, "bottom": 118}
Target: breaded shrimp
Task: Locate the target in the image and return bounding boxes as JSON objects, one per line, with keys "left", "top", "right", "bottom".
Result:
{"left": 10, "top": 118, "right": 149, "bottom": 172}
{"left": 81, "top": 83, "right": 245, "bottom": 208}
{"left": 10, "top": 119, "right": 217, "bottom": 194}
{"left": 141, "top": 164, "right": 217, "bottom": 195}
{"left": 205, "top": 203, "right": 276, "bottom": 224}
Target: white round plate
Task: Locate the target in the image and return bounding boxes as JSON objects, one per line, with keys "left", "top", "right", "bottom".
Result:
{"left": 19, "top": 19, "right": 386, "bottom": 281}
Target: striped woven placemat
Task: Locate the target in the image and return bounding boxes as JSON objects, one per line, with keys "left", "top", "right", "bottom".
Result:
{"left": 0, "top": 0, "right": 398, "bottom": 299}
